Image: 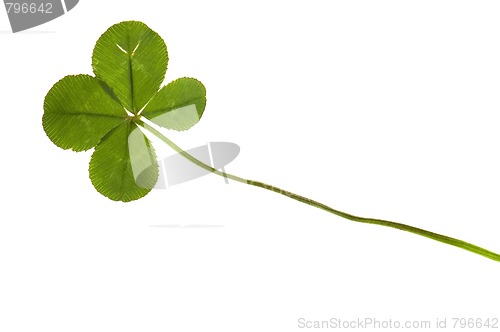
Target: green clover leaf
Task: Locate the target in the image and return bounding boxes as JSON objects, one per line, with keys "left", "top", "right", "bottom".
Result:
{"left": 42, "top": 20, "right": 500, "bottom": 261}
{"left": 42, "top": 21, "right": 206, "bottom": 202}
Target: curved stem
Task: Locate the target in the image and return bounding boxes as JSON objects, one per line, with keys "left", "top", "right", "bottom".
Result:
{"left": 139, "top": 121, "right": 500, "bottom": 262}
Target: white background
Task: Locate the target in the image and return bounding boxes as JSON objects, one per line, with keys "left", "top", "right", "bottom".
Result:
{"left": 1, "top": 1, "right": 500, "bottom": 331}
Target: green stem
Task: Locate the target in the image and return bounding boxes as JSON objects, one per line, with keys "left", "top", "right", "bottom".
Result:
{"left": 139, "top": 121, "right": 500, "bottom": 262}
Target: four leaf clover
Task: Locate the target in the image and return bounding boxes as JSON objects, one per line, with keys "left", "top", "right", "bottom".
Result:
{"left": 42, "top": 21, "right": 206, "bottom": 201}
{"left": 42, "top": 20, "right": 500, "bottom": 261}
